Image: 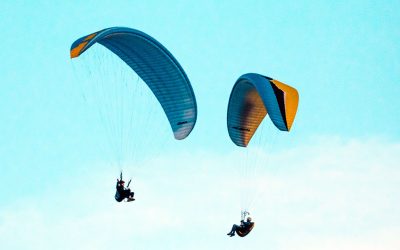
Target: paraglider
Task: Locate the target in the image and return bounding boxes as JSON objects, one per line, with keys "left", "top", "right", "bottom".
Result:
{"left": 227, "top": 214, "right": 254, "bottom": 237}
{"left": 226, "top": 73, "right": 299, "bottom": 236}
{"left": 115, "top": 172, "right": 135, "bottom": 202}
{"left": 70, "top": 27, "right": 197, "bottom": 202}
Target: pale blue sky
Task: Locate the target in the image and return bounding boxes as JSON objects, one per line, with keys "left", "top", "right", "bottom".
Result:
{"left": 0, "top": 1, "right": 399, "bottom": 249}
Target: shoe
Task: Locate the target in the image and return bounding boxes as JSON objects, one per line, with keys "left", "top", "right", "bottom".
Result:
{"left": 229, "top": 234, "right": 235, "bottom": 237}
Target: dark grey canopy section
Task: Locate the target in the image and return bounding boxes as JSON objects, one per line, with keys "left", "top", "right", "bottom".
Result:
{"left": 71, "top": 27, "right": 197, "bottom": 139}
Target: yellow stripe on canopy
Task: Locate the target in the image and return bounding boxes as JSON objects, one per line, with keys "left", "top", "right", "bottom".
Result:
{"left": 270, "top": 79, "right": 299, "bottom": 131}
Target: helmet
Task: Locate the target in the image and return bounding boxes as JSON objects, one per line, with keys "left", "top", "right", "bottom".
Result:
{"left": 247, "top": 217, "right": 252, "bottom": 222}
{"left": 119, "top": 180, "right": 125, "bottom": 184}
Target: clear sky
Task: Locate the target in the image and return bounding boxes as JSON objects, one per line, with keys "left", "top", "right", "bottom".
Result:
{"left": 0, "top": 1, "right": 399, "bottom": 249}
